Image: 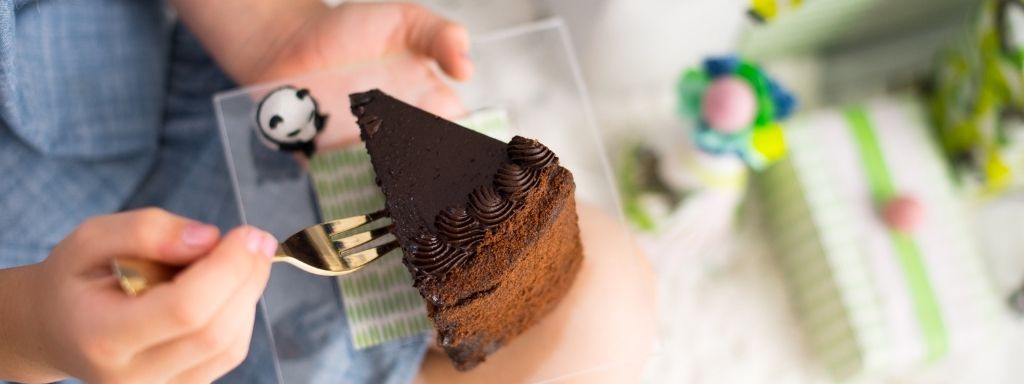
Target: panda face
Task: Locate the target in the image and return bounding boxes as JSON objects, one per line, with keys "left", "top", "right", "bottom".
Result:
{"left": 257, "top": 86, "right": 320, "bottom": 145}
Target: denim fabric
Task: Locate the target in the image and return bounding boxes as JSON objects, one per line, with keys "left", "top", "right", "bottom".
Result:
{"left": 0, "top": 1, "right": 427, "bottom": 383}
{"left": 0, "top": 0, "right": 166, "bottom": 262}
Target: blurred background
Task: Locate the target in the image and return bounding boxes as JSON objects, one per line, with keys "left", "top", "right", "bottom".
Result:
{"left": 329, "top": 0, "right": 1024, "bottom": 382}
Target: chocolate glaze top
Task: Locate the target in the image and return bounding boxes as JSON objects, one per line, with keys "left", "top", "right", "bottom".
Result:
{"left": 353, "top": 90, "right": 563, "bottom": 279}
{"left": 352, "top": 90, "right": 506, "bottom": 250}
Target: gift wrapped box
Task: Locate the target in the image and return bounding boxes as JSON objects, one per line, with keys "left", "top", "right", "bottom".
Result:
{"left": 757, "top": 97, "right": 1001, "bottom": 380}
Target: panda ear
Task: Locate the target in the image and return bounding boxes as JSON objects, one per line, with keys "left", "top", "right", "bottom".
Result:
{"left": 269, "top": 115, "right": 283, "bottom": 129}
{"left": 296, "top": 89, "right": 310, "bottom": 99}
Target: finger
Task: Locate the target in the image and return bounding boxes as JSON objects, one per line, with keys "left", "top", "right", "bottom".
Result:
{"left": 166, "top": 304, "right": 259, "bottom": 384}
{"left": 415, "top": 71, "right": 466, "bottom": 120}
{"left": 109, "top": 226, "right": 274, "bottom": 349}
{"left": 378, "top": 57, "right": 467, "bottom": 119}
{"left": 63, "top": 208, "right": 220, "bottom": 268}
{"left": 399, "top": 4, "right": 474, "bottom": 81}
{"left": 134, "top": 255, "right": 268, "bottom": 382}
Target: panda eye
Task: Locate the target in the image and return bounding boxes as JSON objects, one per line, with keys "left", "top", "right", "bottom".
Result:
{"left": 296, "top": 89, "right": 310, "bottom": 99}
{"left": 269, "top": 115, "right": 283, "bottom": 129}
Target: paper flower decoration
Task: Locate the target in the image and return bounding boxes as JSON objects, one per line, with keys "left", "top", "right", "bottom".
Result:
{"left": 677, "top": 55, "right": 796, "bottom": 170}
{"left": 929, "top": 0, "right": 1024, "bottom": 196}
{"left": 748, "top": 0, "right": 805, "bottom": 23}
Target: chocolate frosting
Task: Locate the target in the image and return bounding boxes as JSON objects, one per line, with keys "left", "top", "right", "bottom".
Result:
{"left": 357, "top": 115, "right": 382, "bottom": 136}
{"left": 495, "top": 163, "right": 538, "bottom": 199}
{"left": 349, "top": 93, "right": 374, "bottom": 108}
{"left": 351, "top": 90, "right": 581, "bottom": 370}
{"left": 469, "top": 185, "right": 516, "bottom": 227}
{"left": 508, "top": 136, "right": 558, "bottom": 169}
{"left": 436, "top": 206, "right": 485, "bottom": 248}
{"left": 409, "top": 233, "right": 471, "bottom": 276}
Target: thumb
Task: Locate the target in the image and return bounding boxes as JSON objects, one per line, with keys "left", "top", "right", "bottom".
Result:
{"left": 63, "top": 208, "right": 221, "bottom": 269}
{"left": 399, "top": 4, "right": 474, "bottom": 81}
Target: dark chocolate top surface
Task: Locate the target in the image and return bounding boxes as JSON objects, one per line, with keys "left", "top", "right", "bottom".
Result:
{"left": 351, "top": 89, "right": 508, "bottom": 247}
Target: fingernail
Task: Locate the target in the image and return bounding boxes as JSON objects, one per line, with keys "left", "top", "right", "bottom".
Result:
{"left": 246, "top": 228, "right": 264, "bottom": 254}
{"left": 260, "top": 232, "right": 278, "bottom": 258}
{"left": 182, "top": 223, "right": 218, "bottom": 247}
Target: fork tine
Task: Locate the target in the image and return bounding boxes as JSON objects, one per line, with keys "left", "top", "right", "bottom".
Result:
{"left": 332, "top": 226, "right": 394, "bottom": 252}
{"left": 322, "top": 210, "right": 389, "bottom": 237}
{"left": 337, "top": 239, "right": 401, "bottom": 272}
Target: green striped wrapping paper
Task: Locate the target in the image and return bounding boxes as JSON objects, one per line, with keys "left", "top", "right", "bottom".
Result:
{"left": 757, "top": 97, "right": 999, "bottom": 380}
{"left": 309, "top": 108, "right": 511, "bottom": 349}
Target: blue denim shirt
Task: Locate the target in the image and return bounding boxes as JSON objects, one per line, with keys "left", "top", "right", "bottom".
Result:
{"left": 0, "top": 1, "right": 427, "bottom": 382}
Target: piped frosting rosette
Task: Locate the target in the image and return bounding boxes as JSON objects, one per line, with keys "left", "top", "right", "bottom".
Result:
{"left": 677, "top": 55, "right": 796, "bottom": 170}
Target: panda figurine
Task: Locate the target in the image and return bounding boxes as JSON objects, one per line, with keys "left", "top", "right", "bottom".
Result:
{"left": 255, "top": 86, "right": 328, "bottom": 157}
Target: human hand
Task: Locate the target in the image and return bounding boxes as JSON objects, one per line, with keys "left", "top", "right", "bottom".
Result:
{"left": 173, "top": 1, "right": 473, "bottom": 150}
{"left": 19, "top": 209, "right": 275, "bottom": 383}
{"left": 254, "top": 2, "right": 473, "bottom": 84}
{"left": 259, "top": 2, "right": 474, "bottom": 150}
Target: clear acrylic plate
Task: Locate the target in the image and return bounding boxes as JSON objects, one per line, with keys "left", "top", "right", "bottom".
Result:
{"left": 214, "top": 18, "right": 645, "bottom": 383}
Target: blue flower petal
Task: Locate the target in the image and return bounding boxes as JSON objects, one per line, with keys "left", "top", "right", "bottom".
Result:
{"left": 704, "top": 56, "right": 740, "bottom": 78}
{"left": 768, "top": 80, "right": 797, "bottom": 119}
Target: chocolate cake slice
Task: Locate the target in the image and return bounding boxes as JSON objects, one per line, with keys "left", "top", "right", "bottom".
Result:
{"left": 349, "top": 89, "right": 583, "bottom": 370}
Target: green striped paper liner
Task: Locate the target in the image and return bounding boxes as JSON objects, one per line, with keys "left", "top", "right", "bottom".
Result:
{"left": 308, "top": 107, "right": 511, "bottom": 349}
{"left": 760, "top": 136, "right": 877, "bottom": 379}
{"left": 757, "top": 97, "right": 999, "bottom": 380}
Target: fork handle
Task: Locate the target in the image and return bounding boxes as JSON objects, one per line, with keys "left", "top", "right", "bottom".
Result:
{"left": 111, "top": 258, "right": 182, "bottom": 296}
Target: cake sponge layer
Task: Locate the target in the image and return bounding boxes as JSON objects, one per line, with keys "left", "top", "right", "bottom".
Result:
{"left": 419, "top": 166, "right": 583, "bottom": 370}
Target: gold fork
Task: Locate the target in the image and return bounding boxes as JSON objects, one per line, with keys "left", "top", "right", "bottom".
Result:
{"left": 111, "top": 210, "right": 398, "bottom": 296}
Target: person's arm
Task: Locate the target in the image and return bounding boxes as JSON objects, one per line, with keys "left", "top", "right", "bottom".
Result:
{"left": 0, "top": 209, "right": 276, "bottom": 382}
{"left": 168, "top": 0, "right": 473, "bottom": 84}
{"left": 0, "top": 264, "right": 63, "bottom": 382}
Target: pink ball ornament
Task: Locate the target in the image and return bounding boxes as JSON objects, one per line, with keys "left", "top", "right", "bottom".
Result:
{"left": 883, "top": 195, "right": 924, "bottom": 232}
{"left": 701, "top": 77, "right": 758, "bottom": 133}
